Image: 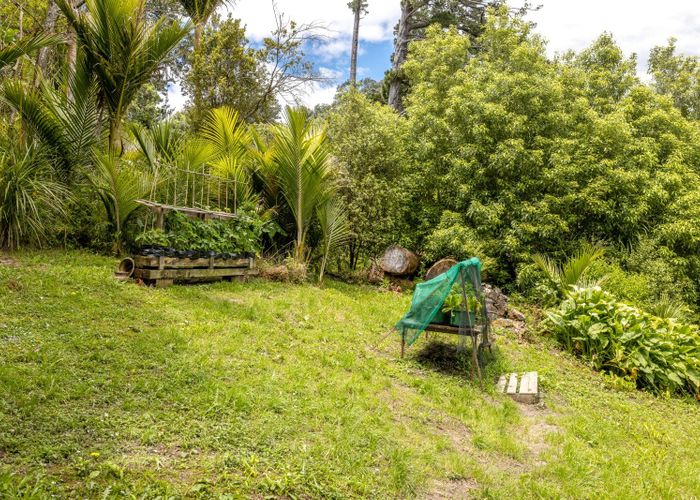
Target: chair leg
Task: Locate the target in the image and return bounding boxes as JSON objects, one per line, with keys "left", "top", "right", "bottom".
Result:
{"left": 401, "top": 332, "right": 405, "bottom": 358}
{"left": 472, "top": 334, "right": 482, "bottom": 387}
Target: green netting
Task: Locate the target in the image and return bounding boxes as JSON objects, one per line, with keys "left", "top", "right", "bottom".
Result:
{"left": 395, "top": 258, "right": 486, "bottom": 346}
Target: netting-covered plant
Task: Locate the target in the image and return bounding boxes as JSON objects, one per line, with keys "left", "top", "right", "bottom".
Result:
{"left": 546, "top": 286, "right": 700, "bottom": 398}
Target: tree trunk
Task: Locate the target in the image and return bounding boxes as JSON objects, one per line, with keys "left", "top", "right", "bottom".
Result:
{"left": 349, "top": 5, "right": 361, "bottom": 86}
{"left": 109, "top": 118, "right": 122, "bottom": 156}
{"left": 33, "top": 0, "right": 60, "bottom": 86}
{"left": 192, "top": 22, "right": 204, "bottom": 117}
{"left": 380, "top": 245, "right": 419, "bottom": 276}
{"left": 388, "top": 1, "right": 411, "bottom": 113}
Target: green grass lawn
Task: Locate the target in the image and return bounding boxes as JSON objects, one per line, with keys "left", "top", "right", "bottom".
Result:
{"left": 1, "top": 251, "right": 699, "bottom": 498}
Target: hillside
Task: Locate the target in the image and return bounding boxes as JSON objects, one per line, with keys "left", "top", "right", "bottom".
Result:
{"left": 1, "top": 252, "right": 699, "bottom": 497}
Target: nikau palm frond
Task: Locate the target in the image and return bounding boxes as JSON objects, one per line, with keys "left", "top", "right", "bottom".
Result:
{"left": 533, "top": 243, "right": 606, "bottom": 298}
{"left": 178, "top": 0, "right": 233, "bottom": 25}
{"left": 0, "top": 33, "right": 63, "bottom": 72}
{"left": 268, "top": 107, "right": 334, "bottom": 262}
{"left": 90, "top": 153, "right": 152, "bottom": 254}
{"left": 317, "top": 197, "right": 353, "bottom": 284}
{"left": 57, "top": 0, "right": 190, "bottom": 152}
{"left": 1, "top": 58, "right": 101, "bottom": 179}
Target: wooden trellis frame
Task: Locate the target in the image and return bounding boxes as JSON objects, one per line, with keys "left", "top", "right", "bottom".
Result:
{"left": 137, "top": 167, "right": 241, "bottom": 229}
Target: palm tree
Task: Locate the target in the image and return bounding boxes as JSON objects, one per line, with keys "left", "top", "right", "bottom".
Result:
{"left": 317, "top": 197, "right": 353, "bottom": 284}
{"left": 56, "top": 0, "right": 190, "bottom": 154}
{"left": 2, "top": 57, "right": 101, "bottom": 180}
{"left": 177, "top": 0, "right": 234, "bottom": 114}
{"left": 178, "top": 0, "right": 234, "bottom": 49}
{"left": 347, "top": 0, "right": 368, "bottom": 87}
{"left": 532, "top": 243, "right": 606, "bottom": 299}
{"left": 90, "top": 153, "right": 152, "bottom": 254}
{"left": 267, "top": 107, "right": 334, "bottom": 263}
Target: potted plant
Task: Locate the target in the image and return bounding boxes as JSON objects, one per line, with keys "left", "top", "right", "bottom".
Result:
{"left": 442, "top": 288, "right": 480, "bottom": 327}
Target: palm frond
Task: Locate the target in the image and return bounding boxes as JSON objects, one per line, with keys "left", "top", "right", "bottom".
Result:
{"left": 317, "top": 197, "right": 354, "bottom": 283}
{"left": 533, "top": 243, "right": 606, "bottom": 297}
{"left": 57, "top": 0, "right": 190, "bottom": 148}
{"left": 90, "top": 152, "right": 152, "bottom": 253}
{"left": 178, "top": 0, "right": 234, "bottom": 24}
{"left": 200, "top": 107, "right": 251, "bottom": 161}
{"left": 2, "top": 62, "right": 100, "bottom": 179}
{"left": 269, "top": 107, "right": 334, "bottom": 260}
{"left": 561, "top": 243, "right": 605, "bottom": 288}
{"left": 532, "top": 253, "right": 562, "bottom": 286}
{"left": 0, "top": 33, "right": 63, "bottom": 71}
{"left": 0, "top": 148, "right": 70, "bottom": 250}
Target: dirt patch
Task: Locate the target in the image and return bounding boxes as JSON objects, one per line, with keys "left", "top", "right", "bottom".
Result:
{"left": 425, "top": 478, "right": 478, "bottom": 499}
{"left": 518, "top": 401, "right": 560, "bottom": 466}
{"left": 6, "top": 279, "right": 23, "bottom": 292}
{"left": 0, "top": 256, "right": 19, "bottom": 267}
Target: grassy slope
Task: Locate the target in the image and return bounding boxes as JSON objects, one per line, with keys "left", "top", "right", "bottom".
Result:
{"left": 0, "top": 251, "right": 699, "bottom": 498}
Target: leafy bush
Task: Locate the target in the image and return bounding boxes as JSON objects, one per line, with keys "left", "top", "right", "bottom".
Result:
{"left": 547, "top": 286, "right": 700, "bottom": 397}
{"left": 135, "top": 207, "right": 280, "bottom": 255}
{"left": 422, "top": 211, "right": 497, "bottom": 276}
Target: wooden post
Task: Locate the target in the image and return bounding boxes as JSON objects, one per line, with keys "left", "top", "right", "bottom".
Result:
{"left": 155, "top": 206, "right": 164, "bottom": 230}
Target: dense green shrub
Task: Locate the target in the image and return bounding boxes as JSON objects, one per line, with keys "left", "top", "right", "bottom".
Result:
{"left": 402, "top": 13, "right": 700, "bottom": 295}
{"left": 422, "top": 211, "right": 498, "bottom": 277}
{"left": 547, "top": 286, "right": 700, "bottom": 397}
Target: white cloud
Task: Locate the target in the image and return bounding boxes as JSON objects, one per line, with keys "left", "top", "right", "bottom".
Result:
{"left": 166, "top": 81, "right": 188, "bottom": 111}
{"left": 166, "top": 0, "right": 700, "bottom": 113}
{"left": 228, "top": 0, "right": 399, "bottom": 43}
{"left": 519, "top": 0, "right": 700, "bottom": 73}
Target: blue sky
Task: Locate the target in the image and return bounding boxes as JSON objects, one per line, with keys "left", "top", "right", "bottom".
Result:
{"left": 169, "top": 0, "right": 700, "bottom": 110}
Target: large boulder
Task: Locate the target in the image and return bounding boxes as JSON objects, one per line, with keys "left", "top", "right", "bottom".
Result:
{"left": 380, "top": 245, "right": 419, "bottom": 276}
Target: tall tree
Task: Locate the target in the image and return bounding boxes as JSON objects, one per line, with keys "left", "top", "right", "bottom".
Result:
{"left": 348, "top": 0, "right": 368, "bottom": 87}
{"left": 184, "top": 16, "right": 278, "bottom": 123}
{"left": 387, "top": 0, "right": 499, "bottom": 112}
{"left": 649, "top": 38, "right": 700, "bottom": 120}
{"left": 177, "top": 0, "right": 233, "bottom": 115}
{"left": 56, "top": 0, "right": 190, "bottom": 153}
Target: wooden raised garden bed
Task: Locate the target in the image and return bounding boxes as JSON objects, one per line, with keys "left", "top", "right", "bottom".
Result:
{"left": 132, "top": 255, "right": 258, "bottom": 288}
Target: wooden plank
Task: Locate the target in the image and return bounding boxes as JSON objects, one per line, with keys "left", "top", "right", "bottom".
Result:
{"left": 134, "top": 267, "right": 259, "bottom": 280}
{"left": 136, "top": 199, "right": 236, "bottom": 220}
{"left": 424, "top": 323, "right": 479, "bottom": 337}
{"left": 133, "top": 255, "right": 251, "bottom": 270}
{"left": 496, "top": 375, "right": 507, "bottom": 393}
{"left": 515, "top": 372, "right": 539, "bottom": 404}
{"left": 519, "top": 372, "right": 538, "bottom": 395}
{"left": 506, "top": 373, "right": 518, "bottom": 395}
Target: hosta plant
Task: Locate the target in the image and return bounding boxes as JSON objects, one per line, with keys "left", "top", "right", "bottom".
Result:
{"left": 546, "top": 286, "right": 700, "bottom": 398}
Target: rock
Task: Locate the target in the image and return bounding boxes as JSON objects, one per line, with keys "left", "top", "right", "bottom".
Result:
{"left": 493, "top": 318, "right": 527, "bottom": 336}
{"left": 483, "top": 285, "right": 528, "bottom": 335}
{"left": 483, "top": 284, "right": 509, "bottom": 320}
{"left": 507, "top": 308, "right": 526, "bottom": 322}
{"left": 368, "top": 260, "right": 385, "bottom": 283}
{"left": 380, "top": 245, "right": 419, "bottom": 276}
{"left": 425, "top": 258, "right": 458, "bottom": 280}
